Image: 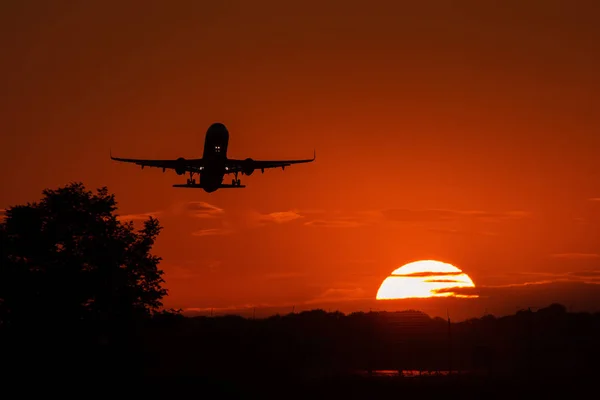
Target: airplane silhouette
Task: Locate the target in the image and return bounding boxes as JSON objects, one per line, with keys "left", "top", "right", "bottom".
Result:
{"left": 110, "top": 122, "right": 315, "bottom": 193}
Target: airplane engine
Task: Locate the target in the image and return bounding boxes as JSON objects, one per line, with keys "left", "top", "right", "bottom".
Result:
{"left": 175, "top": 157, "right": 186, "bottom": 175}
{"left": 242, "top": 158, "right": 255, "bottom": 176}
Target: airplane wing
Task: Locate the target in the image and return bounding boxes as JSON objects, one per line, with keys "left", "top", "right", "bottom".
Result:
{"left": 110, "top": 150, "right": 204, "bottom": 173}
{"left": 225, "top": 150, "right": 316, "bottom": 174}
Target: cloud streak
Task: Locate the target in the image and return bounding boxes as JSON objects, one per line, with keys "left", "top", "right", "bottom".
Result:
{"left": 118, "top": 203, "right": 531, "bottom": 239}
{"left": 128, "top": 203, "right": 530, "bottom": 235}
{"left": 568, "top": 270, "right": 600, "bottom": 278}
{"left": 380, "top": 208, "right": 530, "bottom": 223}
{"left": 396, "top": 271, "right": 464, "bottom": 278}
{"left": 304, "top": 218, "right": 366, "bottom": 228}
{"left": 191, "top": 228, "right": 232, "bottom": 236}
{"left": 185, "top": 202, "right": 224, "bottom": 218}
{"left": 258, "top": 210, "right": 304, "bottom": 224}
{"left": 117, "top": 211, "right": 162, "bottom": 221}
{"left": 496, "top": 269, "right": 600, "bottom": 284}
{"left": 304, "top": 287, "right": 369, "bottom": 304}
{"left": 434, "top": 277, "right": 600, "bottom": 297}
{"left": 298, "top": 208, "right": 530, "bottom": 231}
{"left": 424, "top": 279, "right": 465, "bottom": 283}
{"left": 115, "top": 200, "right": 225, "bottom": 226}
{"left": 427, "top": 227, "right": 498, "bottom": 236}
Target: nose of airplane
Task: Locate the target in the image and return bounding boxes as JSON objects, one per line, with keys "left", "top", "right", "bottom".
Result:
{"left": 205, "top": 122, "right": 229, "bottom": 145}
{"left": 207, "top": 122, "right": 228, "bottom": 134}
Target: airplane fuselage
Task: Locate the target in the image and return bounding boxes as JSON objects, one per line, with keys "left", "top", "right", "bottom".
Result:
{"left": 200, "top": 122, "right": 230, "bottom": 193}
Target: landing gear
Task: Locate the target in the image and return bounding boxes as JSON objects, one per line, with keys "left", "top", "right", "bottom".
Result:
{"left": 231, "top": 172, "right": 242, "bottom": 186}
{"left": 186, "top": 171, "right": 197, "bottom": 185}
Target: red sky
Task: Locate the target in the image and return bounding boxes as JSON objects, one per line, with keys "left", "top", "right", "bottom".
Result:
{"left": 2, "top": 1, "right": 600, "bottom": 320}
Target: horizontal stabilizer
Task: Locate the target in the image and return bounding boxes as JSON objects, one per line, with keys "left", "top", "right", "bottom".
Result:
{"left": 172, "top": 183, "right": 246, "bottom": 189}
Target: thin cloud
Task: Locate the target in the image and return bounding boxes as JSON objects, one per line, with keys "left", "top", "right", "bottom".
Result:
{"left": 305, "top": 287, "right": 369, "bottom": 304}
{"left": 259, "top": 210, "right": 304, "bottom": 224}
{"left": 298, "top": 209, "right": 327, "bottom": 215}
{"left": 117, "top": 201, "right": 224, "bottom": 222}
{"left": 241, "top": 209, "right": 315, "bottom": 228}
{"left": 196, "top": 207, "right": 530, "bottom": 233}
{"left": 184, "top": 302, "right": 302, "bottom": 318}
{"left": 434, "top": 277, "right": 600, "bottom": 297}
{"left": 394, "top": 271, "right": 464, "bottom": 278}
{"left": 185, "top": 303, "right": 268, "bottom": 314}
{"left": 302, "top": 210, "right": 377, "bottom": 228}
{"left": 297, "top": 208, "right": 529, "bottom": 230}
{"left": 381, "top": 208, "right": 530, "bottom": 223}
{"left": 304, "top": 218, "right": 365, "bottom": 228}
{"left": 183, "top": 301, "right": 319, "bottom": 318}
{"left": 437, "top": 278, "right": 600, "bottom": 304}
{"left": 568, "top": 270, "right": 600, "bottom": 278}
{"left": 500, "top": 270, "right": 600, "bottom": 283}
{"left": 588, "top": 198, "right": 600, "bottom": 202}
{"left": 0, "top": 208, "right": 5, "bottom": 220}
{"left": 433, "top": 280, "right": 562, "bottom": 297}
{"left": 550, "top": 253, "right": 600, "bottom": 259}
{"left": 186, "top": 201, "right": 224, "bottom": 218}
{"left": 485, "top": 280, "right": 564, "bottom": 288}
{"left": 499, "top": 271, "right": 563, "bottom": 278}
{"left": 117, "top": 211, "right": 162, "bottom": 221}
{"left": 191, "top": 228, "right": 232, "bottom": 236}
{"left": 427, "top": 227, "right": 498, "bottom": 236}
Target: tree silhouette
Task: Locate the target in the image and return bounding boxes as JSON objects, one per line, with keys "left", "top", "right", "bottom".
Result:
{"left": 0, "top": 182, "right": 167, "bottom": 333}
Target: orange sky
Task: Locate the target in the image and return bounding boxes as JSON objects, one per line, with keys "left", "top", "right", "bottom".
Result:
{"left": 2, "top": 1, "right": 600, "bottom": 320}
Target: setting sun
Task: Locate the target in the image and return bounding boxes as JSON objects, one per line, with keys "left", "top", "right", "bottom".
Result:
{"left": 376, "top": 260, "right": 477, "bottom": 300}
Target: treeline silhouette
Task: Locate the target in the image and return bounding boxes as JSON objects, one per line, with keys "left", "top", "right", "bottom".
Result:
{"left": 1, "top": 183, "right": 598, "bottom": 397}
{"left": 141, "top": 305, "right": 600, "bottom": 379}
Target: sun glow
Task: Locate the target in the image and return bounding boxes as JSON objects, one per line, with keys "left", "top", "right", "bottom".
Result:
{"left": 376, "top": 260, "right": 477, "bottom": 299}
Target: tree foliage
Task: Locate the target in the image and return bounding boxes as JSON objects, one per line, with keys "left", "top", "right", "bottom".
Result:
{"left": 0, "top": 182, "right": 167, "bottom": 329}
